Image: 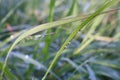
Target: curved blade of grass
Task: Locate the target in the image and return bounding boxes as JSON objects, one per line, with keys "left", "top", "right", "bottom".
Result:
{"left": 0, "top": 9, "right": 97, "bottom": 79}
{"left": 82, "top": 15, "right": 104, "bottom": 44}
{"left": 42, "top": 1, "right": 118, "bottom": 80}
{"left": 0, "top": 13, "right": 84, "bottom": 79}
{"left": 74, "top": 24, "right": 110, "bottom": 55}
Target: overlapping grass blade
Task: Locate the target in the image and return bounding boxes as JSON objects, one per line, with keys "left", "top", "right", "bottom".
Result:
{"left": 42, "top": 1, "right": 118, "bottom": 80}
{"left": 43, "top": 0, "right": 56, "bottom": 61}
{"left": 74, "top": 23, "right": 110, "bottom": 55}
{"left": 0, "top": 12, "right": 84, "bottom": 79}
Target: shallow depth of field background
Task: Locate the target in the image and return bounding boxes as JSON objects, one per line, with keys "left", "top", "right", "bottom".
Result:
{"left": 0, "top": 0, "right": 120, "bottom": 80}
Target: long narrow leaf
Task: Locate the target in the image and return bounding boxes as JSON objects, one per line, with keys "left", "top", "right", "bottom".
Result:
{"left": 42, "top": 1, "right": 118, "bottom": 80}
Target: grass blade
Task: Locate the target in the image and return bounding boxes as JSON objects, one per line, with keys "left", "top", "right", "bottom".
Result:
{"left": 42, "top": 1, "right": 118, "bottom": 80}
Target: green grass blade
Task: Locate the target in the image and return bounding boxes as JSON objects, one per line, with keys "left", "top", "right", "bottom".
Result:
{"left": 1, "top": 9, "right": 110, "bottom": 78}
{"left": 66, "top": 0, "right": 78, "bottom": 16}
{"left": 42, "top": 1, "right": 118, "bottom": 80}
{"left": 82, "top": 15, "right": 104, "bottom": 43}
{"left": 74, "top": 25, "right": 110, "bottom": 55}
{"left": 0, "top": 14, "right": 83, "bottom": 79}
{"left": 48, "top": 0, "right": 56, "bottom": 22}
{"left": 43, "top": 0, "right": 56, "bottom": 61}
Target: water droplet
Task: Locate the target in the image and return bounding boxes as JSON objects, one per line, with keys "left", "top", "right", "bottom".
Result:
{"left": 25, "top": 55, "right": 29, "bottom": 59}
{"left": 64, "top": 46, "right": 67, "bottom": 49}
{"left": 68, "top": 42, "right": 71, "bottom": 45}
{"left": 10, "top": 35, "right": 14, "bottom": 39}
